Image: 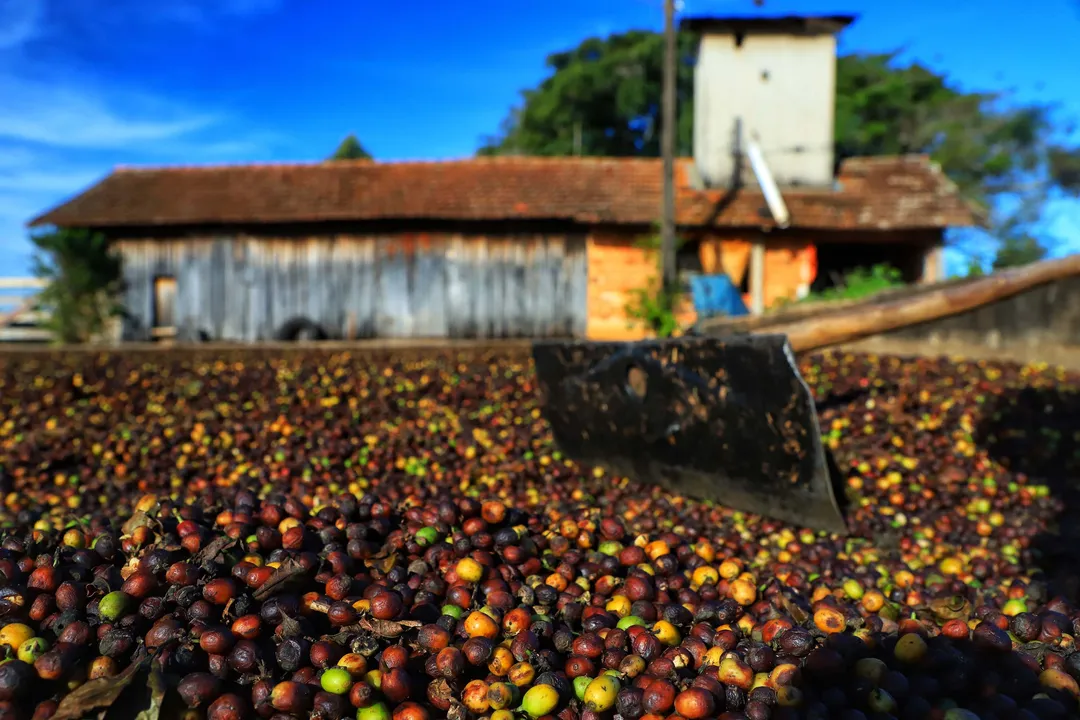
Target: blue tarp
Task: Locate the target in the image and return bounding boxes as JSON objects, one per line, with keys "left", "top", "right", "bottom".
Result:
{"left": 689, "top": 273, "right": 749, "bottom": 318}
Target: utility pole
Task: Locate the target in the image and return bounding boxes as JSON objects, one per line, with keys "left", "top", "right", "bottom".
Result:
{"left": 660, "top": 0, "right": 678, "bottom": 294}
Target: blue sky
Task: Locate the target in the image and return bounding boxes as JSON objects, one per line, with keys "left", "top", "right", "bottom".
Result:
{"left": 1, "top": 0, "right": 1078, "bottom": 279}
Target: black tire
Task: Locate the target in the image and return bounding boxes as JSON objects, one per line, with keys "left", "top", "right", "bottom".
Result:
{"left": 276, "top": 317, "right": 328, "bottom": 342}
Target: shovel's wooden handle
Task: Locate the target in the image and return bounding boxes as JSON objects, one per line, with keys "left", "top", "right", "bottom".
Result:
{"left": 776, "top": 254, "right": 1080, "bottom": 355}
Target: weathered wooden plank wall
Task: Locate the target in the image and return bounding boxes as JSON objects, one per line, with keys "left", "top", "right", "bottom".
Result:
{"left": 115, "top": 233, "right": 588, "bottom": 342}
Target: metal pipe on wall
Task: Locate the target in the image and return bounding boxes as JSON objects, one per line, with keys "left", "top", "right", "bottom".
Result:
{"left": 750, "top": 239, "right": 766, "bottom": 315}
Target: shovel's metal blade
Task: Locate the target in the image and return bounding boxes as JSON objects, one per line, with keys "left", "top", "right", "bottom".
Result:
{"left": 531, "top": 335, "right": 847, "bottom": 534}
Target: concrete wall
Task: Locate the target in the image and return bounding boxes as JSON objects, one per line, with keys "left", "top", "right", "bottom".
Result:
{"left": 869, "top": 274, "right": 1080, "bottom": 350}
{"left": 702, "top": 273, "right": 1080, "bottom": 353}
{"left": 693, "top": 31, "right": 838, "bottom": 188}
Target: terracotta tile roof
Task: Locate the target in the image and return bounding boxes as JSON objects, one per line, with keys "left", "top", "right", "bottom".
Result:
{"left": 28, "top": 155, "right": 982, "bottom": 231}
{"left": 679, "top": 155, "right": 985, "bottom": 229}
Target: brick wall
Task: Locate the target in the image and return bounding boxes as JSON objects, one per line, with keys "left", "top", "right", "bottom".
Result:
{"left": 585, "top": 231, "right": 696, "bottom": 340}
{"left": 585, "top": 227, "right": 939, "bottom": 340}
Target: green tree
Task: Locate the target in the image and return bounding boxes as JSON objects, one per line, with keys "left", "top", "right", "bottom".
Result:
{"left": 478, "top": 31, "right": 696, "bottom": 157}
{"left": 963, "top": 257, "right": 987, "bottom": 278}
{"left": 31, "top": 228, "right": 124, "bottom": 344}
{"left": 479, "top": 32, "right": 1080, "bottom": 260}
{"left": 992, "top": 235, "right": 1048, "bottom": 269}
{"left": 834, "top": 52, "right": 1077, "bottom": 264}
{"left": 329, "top": 134, "right": 372, "bottom": 161}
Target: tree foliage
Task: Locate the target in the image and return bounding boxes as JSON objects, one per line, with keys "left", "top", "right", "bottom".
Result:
{"left": 992, "top": 235, "right": 1048, "bottom": 270}
{"left": 478, "top": 32, "right": 696, "bottom": 157}
{"left": 479, "top": 32, "right": 1080, "bottom": 269}
{"left": 329, "top": 134, "right": 373, "bottom": 161}
{"left": 31, "top": 228, "right": 124, "bottom": 344}
{"left": 834, "top": 52, "right": 1078, "bottom": 270}
{"left": 802, "top": 264, "right": 906, "bottom": 304}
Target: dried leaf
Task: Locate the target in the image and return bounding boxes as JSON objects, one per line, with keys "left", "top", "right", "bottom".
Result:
{"left": 120, "top": 556, "right": 141, "bottom": 581}
{"left": 253, "top": 558, "right": 309, "bottom": 601}
{"left": 194, "top": 536, "right": 238, "bottom": 568}
{"left": 781, "top": 592, "right": 811, "bottom": 625}
{"left": 358, "top": 617, "right": 421, "bottom": 638}
{"left": 427, "top": 678, "right": 454, "bottom": 708}
{"left": 324, "top": 622, "right": 369, "bottom": 646}
{"left": 930, "top": 594, "right": 971, "bottom": 622}
{"left": 53, "top": 656, "right": 148, "bottom": 720}
{"left": 376, "top": 553, "right": 398, "bottom": 576}
{"left": 1019, "top": 644, "right": 1048, "bottom": 663}
{"left": 350, "top": 633, "right": 381, "bottom": 657}
{"left": 279, "top": 614, "right": 304, "bottom": 639}
{"left": 90, "top": 576, "right": 112, "bottom": 598}
{"left": 327, "top": 618, "right": 421, "bottom": 642}
{"left": 121, "top": 512, "right": 152, "bottom": 537}
{"left": 133, "top": 665, "right": 167, "bottom": 720}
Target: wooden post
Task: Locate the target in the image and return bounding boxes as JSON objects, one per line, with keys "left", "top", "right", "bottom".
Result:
{"left": 660, "top": 0, "right": 678, "bottom": 294}
{"left": 750, "top": 239, "right": 766, "bottom": 315}
{"left": 921, "top": 244, "right": 944, "bottom": 284}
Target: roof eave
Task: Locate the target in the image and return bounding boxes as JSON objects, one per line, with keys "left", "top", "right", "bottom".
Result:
{"left": 26, "top": 171, "right": 118, "bottom": 228}
{"left": 27, "top": 207, "right": 79, "bottom": 228}
{"left": 30, "top": 213, "right": 607, "bottom": 230}
{"left": 680, "top": 14, "right": 857, "bottom": 35}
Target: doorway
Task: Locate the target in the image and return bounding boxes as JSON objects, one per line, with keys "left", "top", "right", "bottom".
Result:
{"left": 152, "top": 275, "right": 177, "bottom": 341}
{"left": 812, "top": 242, "right": 924, "bottom": 294}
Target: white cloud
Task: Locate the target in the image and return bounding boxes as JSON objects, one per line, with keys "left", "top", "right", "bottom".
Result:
{"left": 0, "top": 148, "right": 40, "bottom": 170}
{"left": 0, "top": 146, "right": 105, "bottom": 193}
{"left": 0, "top": 152, "right": 103, "bottom": 259}
{"left": 0, "top": 1, "right": 289, "bottom": 275}
{"left": 0, "top": 75, "right": 217, "bottom": 149}
{"left": 0, "top": 191, "right": 50, "bottom": 274}
{"left": 0, "top": 0, "right": 284, "bottom": 49}
{"left": 0, "top": 77, "right": 280, "bottom": 273}
{"left": 0, "top": 170, "right": 103, "bottom": 194}
{"left": 221, "top": 0, "right": 283, "bottom": 15}
{"left": 134, "top": 0, "right": 284, "bottom": 27}
{"left": 155, "top": 0, "right": 283, "bottom": 26}
{"left": 0, "top": 0, "right": 42, "bottom": 49}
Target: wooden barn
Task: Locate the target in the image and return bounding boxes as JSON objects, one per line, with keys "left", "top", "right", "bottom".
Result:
{"left": 28, "top": 154, "right": 978, "bottom": 342}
